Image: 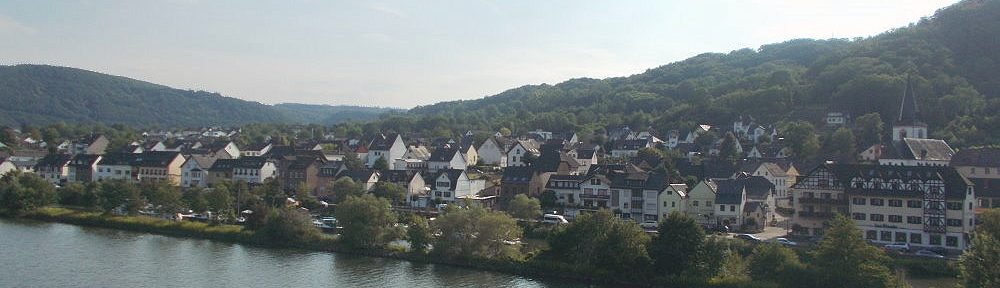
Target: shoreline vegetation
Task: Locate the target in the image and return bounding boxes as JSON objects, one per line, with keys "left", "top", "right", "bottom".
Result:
{"left": 6, "top": 207, "right": 966, "bottom": 288}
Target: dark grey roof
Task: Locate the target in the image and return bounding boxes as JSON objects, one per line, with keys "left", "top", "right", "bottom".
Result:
{"left": 714, "top": 179, "right": 744, "bottom": 205}
{"left": 369, "top": 133, "right": 400, "bottom": 151}
{"left": 502, "top": 166, "right": 535, "bottom": 184}
{"left": 335, "top": 169, "right": 378, "bottom": 183}
{"left": 97, "top": 152, "right": 138, "bottom": 166}
{"left": 735, "top": 174, "right": 775, "bottom": 200}
{"left": 381, "top": 170, "right": 418, "bottom": 183}
{"left": 545, "top": 174, "right": 584, "bottom": 189}
{"left": 950, "top": 148, "right": 1000, "bottom": 167}
{"left": 900, "top": 138, "right": 954, "bottom": 161}
{"left": 210, "top": 156, "right": 269, "bottom": 171}
{"left": 428, "top": 147, "right": 461, "bottom": 162}
{"left": 828, "top": 164, "right": 971, "bottom": 200}
{"left": 576, "top": 148, "right": 597, "bottom": 159}
{"left": 134, "top": 151, "right": 182, "bottom": 168}
{"left": 433, "top": 169, "right": 465, "bottom": 191}
{"left": 897, "top": 76, "right": 922, "bottom": 125}
{"left": 36, "top": 154, "right": 72, "bottom": 168}
{"left": 535, "top": 150, "right": 578, "bottom": 173}
{"left": 970, "top": 178, "right": 999, "bottom": 198}
{"left": 68, "top": 154, "right": 102, "bottom": 167}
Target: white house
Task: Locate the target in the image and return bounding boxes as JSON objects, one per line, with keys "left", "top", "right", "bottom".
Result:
{"left": 507, "top": 139, "right": 540, "bottom": 167}
{"left": 95, "top": 153, "right": 137, "bottom": 182}
{"left": 427, "top": 147, "right": 467, "bottom": 173}
{"left": 478, "top": 137, "right": 508, "bottom": 167}
{"left": 181, "top": 155, "right": 218, "bottom": 188}
{"left": 367, "top": 133, "right": 406, "bottom": 168}
{"left": 430, "top": 169, "right": 485, "bottom": 203}
{"left": 655, "top": 184, "right": 689, "bottom": 221}
{"left": 685, "top": 180, "right": 718, "bottom": 227}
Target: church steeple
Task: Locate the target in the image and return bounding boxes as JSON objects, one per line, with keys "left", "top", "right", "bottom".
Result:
{"left": 897, "top": 74, "right": 920, "bottom": 125}
{"left": 891, "top": 75, "right": 927, "bottom": 143}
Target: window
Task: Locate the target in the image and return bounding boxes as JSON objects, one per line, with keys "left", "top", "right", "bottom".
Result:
{"left": 870, "top": 198, "right": 884, "bottom": 206}
{"left": 671, "top": 202, "right": 676, "bottom": 208}
{"left": 895, "top": 232, "right": 906, "bottom": 242}
{"left": 930, "top": 235, "right": 942, "bottom": 245}
{"left": 947, "top": 219, "right": 962, "bottom": 227}
{"left": 946, "top": 202, "right": 962, "bottom": 210}
{"left": 870, "top": 214, "right": 884, "bottom": 222}
{"left": 946, "top": 236, "right": 958, "bottom": 247}
{"left": 853, "top": 197, "right": 866, "bottom": 205}
{"left": 888, "top": 215, "right": 902, "bottom": 223}
{"left": 720, "top": 205, "right": 725, "bottom": 212}
{"left": 910, "top": 233, "right": 922, "bottom": 244}
{"left": 706, "top": 201, "right": 712, "bottom": 207}
{"left": 866, "top": 230, "right": 877, "bottom": 240}
{"left": 853, "top": 213, "right": 866, "bottom": 221}
{"left": 986, "top": 167, "right": 991, "bottom": 174}
{"left": 730, "top": 205, "right": 736, "bottom": 212}
{"left": 888, "top": 199, "right": 902, "bottom": 207}
{"left": 821, "top": 193, "right": 831, "bottom": 199}
{"left": 880, "top": 231, "right": 892, "bottom": 241}
{"left": 907, "top": 200, "right": 922, "bottom": 208}
{"left": 693, "top": 200, "right": 699, "bottom": 207}
{"left": 907, "top": 216, "right": 922, "bottom": 224}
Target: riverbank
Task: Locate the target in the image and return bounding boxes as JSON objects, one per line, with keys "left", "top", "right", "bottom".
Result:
{"left": 13, "top": 208, "right": 613, "bottom": 287}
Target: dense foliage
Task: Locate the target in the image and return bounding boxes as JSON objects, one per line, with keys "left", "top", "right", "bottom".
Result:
{"left": 0, "top": 65, "right": 395, "bottom": 127}
{"left": 356, "top": 0, "right": 1000, "bottom": 149}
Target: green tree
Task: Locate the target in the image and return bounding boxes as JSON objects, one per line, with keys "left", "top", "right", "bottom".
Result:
{"left": 854, "top": 112, "right": 885, "bottom": 148}
{"left": 141, "top": 181, "right": 184, "bottom": 214}
{"left": 975, "top": 208, "right": 1000, "bottom": 240}
{"left": 343, "top": 151, "right": 364, "bottom": 171}
{"left": 373, "top": 157, "right": 390, "bottom": 171}
{"left": 546, "top": 209, "right": 650, "bottom": 274}
{"left": 812, "top": 214, "right": 898, "bottom": 288}
{"left": 182, "top": 187, "right": 208, "bottom": 213}
{"left": 747, "top": 244, "right": 805, "bottom": 285}
{"left": 0, "top": 172, "right": 57, "bottom": 214}
{"left": 407, "top": 214, "right": 432, "bottom": 254}
{"left": 371, "top": 181, "right": 406, "bottom": 205}
{"left": 959, "top": 232, "right": 1000, "bottom": 288}
{"left": 57, "top": 182, "right": 88, "bottom": 207}
{"left": 719, "top": 131, "right": 740, "bottom": 161}
{"left": 296, "top": 182, "right": 323, "bottom": 210}
{"left": 539, "top": 190, "right": 558, "bottom": 209}
{"left": 254, "top": 208, "right": 321, "bottom": 245}
{"left": 650, "top": 211, "right": 705, "bottom": 276}
{"left": 331, "top": 177, "right": 366, "bottom": 204}
{"left": 432, "top": 205, "right": 523, "bottom": 260}
{"left": 507, "top": 194, "right": 542, "bottom": 220}
{"left": 828, "top": 127, "right": 858, "bottom": 162}
{"left": 335, "top": 194, "right": 398, "bottom": 249}
{"left": 205, "top": 184, "right": 235, "bottom": 222}
{"left": 99, "top": 180, "right": 144, "bottom": 215}
{"left": 782, "top": 121, "right": 820, "bottom": 161}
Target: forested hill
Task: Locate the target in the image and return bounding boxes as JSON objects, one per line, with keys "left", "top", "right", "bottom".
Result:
{"left": 390, "top": 0, "right": 1000, "bottom": 148}
{"left": 0, "top": 65, "right": 394, "bottom": 127}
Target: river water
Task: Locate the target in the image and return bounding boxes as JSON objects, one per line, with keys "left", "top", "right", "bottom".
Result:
{"left": 0, "top": 219, "right": 577, "bottom": 287}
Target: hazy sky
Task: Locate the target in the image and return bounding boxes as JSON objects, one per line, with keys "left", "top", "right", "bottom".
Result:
{"left": 0, "top": 0, "right": 958, "bottom": 108}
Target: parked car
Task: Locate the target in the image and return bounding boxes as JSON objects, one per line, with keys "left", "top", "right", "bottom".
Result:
{"left": 640, "top": 221, "right": 659, "bottom": 229}
{"left": 735, "top": 234, "right": 762, "bottom": 242}
{"left": 884, "top": 242, "right": 910, "bottom": 252}
{"left": 542, "top": 214, "right": 569, "bottom": 224}
{"left": 775, "top": 238, "right": 798, "bottom": 246}
{"left": 914, "top": 249, "right": 945, "bottom": 259}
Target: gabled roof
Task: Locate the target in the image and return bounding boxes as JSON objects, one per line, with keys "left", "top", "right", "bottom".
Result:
{"left": 68, "top": 154, "right": 102, "bottom": 167}
{"left": 735, "top": 174, "right": 775, "bottom": 200}
{"left": 714, "top": 179, "right": 744, "bottom": 205}
{"left": 286, "top": 157, "right": 320, "bottom": 170}
{"left": 576, "top": 148, "right": 597, "bottom": 159}
{"left": 899, "top": 138, "right": 954, "bottom": 161}
{"left": 511, "top": 139, "right": 540, "bottom": 155}
{"left": 381, "top": 170, "right": 419, "bottom": 183}
{"left": 432, "top": 169, "right": 466, "bottom": 191}
{"left": 535, "top": 150, "right": 579, "bottom": 173}
{"left": 210, "top": 156, "right": 270, "bottom": 171}
{"left": 246, "top": 142, "right": 272, "bottom": 151}
{"left": 335, "top": 169, "right": 378, "bottom": 183}
{"left": 951, "top": 148, "right": 1000, "bottom": 167}
{"left": 369, "top": 133, "right": 401, "bottom": 151}
{"left": 37, "top": 154, "right": 72, "bottom": 168}
{"left": 134, "top": 151, "right": 182, "bottom": 168}
{"left": 826, "top": 164, "right": 971, "bottom": 200}
{"left": 502, "top": 166, "right": 535, "bottom": 184}
{"left": 317, "top": 161, "right": 344, "bottom": 177}
{"left": 185, "top": 155, "right": 218, "bottom": 171}
{"left": 428, "top": 147, "right": 461, "bottom": 162}
{"left": 97, "top": 152, "right": 138, "bottom": 166}
{"left": 545, "top": 174, "right": 584, "bottom": 189}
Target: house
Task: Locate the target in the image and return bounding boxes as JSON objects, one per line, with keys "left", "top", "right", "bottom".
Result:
{"left": 242, "top": 142, "right": 273, "bottom": 157}
{"left": 180, "top": 155, "right": 218, "bottom": 188}
{"left": 571, "top": 147, "right": 599, "bottom": 174}
{"left": 545, "top": 174, "right": 585, "bottom": 207}
{"left": 500, "top": 166, "right": 547, "bottom": 208}
{"left": 950, "top": 148, "right": 1000, "bottom": 210}
{"left": 458, "top": 137, "right": 479, "bottom": 167}
{"left": 610, "top": 138, "right": 653, "bottom": 159}
{"left": 686, "top": 180, "right": 718, "bottom": 227}
{"left": 791, "top": 164, "right": 976, "bottom": 251}
{"left": 733, "top": 115, "right": 754, "bottom": 138}
{"left": 477, "top": 137, "right": 508, "bottom": 167}
{"left": 656, "top": 184, "right": 689, "bottom": 222}
{"left": 314, "top": 161, "right": 347, "bottom": 196}
{"left": 534, "top": 147, "right": 579, "bottom": 175}
{"left": 208, "top": 156, "right": 276, "bottom": 186}
{"left": 737, "top": 162, "right": 797, "bottom": 210}
{"left": 712, "top": 179, "right": 747, "bottom": 230}
{"left": 380, "top": 170, "right": 427, "bottom": 207}
{"left": 430, "top": 169, "right": 486, "bottom": 203}
{"left": 860, "top": 144, "right": 885, "bottom": 162}
{"left": 367, "top": 133, "right": 406, "bottom": 168}
{"left": 878, "top": 138, "right": 954, "bottom": 167}
{"left": 67, "top": 154, "right": 102, "bottom": 183}
{"left": 95, "top": 152, "right": 138, "bottom": 182}
{"left": 0, "top": 157, "right": 17, "bottom": 177}
{"left": 427, "top": 147, "right": 467, "bottom": 172}
{"left": 281, "top": 157, "right": 322, "bottom": 194}
{"left": 335, "top": 169, "right": 380, "bottom": 191}
{"left": 7, "top": 150, "right": 47, "bottom": 173}
{"left": 35, "top": 154, "right": 72, "bottom": 185}
{"left": 70, "top": 134, "right": 109, "bottom": 155}
{"left": 506, "top": 139, "right": 540, "bottom": 167}
{"left": 134, "top": 151, "right": 185, "bottom": 184}
{"left": 825, "top": 112, "right": 847, "bottom": 127}
{"left": 201, "top": 141, "right": 241, "bottom": 159}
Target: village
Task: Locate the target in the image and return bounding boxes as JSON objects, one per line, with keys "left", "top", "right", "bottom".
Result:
{"left": 0, "top": 84, "right": 993, "bottom": 261}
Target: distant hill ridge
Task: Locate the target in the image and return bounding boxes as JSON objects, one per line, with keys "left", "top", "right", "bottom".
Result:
{"left": 0, "top": 64, "right": 397, "bottom": 127}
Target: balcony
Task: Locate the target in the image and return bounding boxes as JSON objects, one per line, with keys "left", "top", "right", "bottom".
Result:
{"left": 797, "top": 197, "right": 848, "bottom": 205}
{"left": 798, "top": 211, "right": 835, "bottom": 218}
{"left": 581, "top": 194, "right": 610, "bottom": 200}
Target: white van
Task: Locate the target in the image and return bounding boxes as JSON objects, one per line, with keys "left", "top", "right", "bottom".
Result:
{"left": 542, "top": 214, "right": 569, "bottom": 224}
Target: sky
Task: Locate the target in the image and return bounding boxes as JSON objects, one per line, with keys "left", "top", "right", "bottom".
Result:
{"left": 0, "top": 0, "right": 959, "bottom": 108}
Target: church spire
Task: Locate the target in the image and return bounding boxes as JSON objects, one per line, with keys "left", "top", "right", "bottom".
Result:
{"left": 897, "top": 74, "right": 919, "bottom": 125}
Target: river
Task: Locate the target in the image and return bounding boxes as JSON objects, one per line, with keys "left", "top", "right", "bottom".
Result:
{"left": 0, "top": 219, "right": 578, "bottom": 287}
